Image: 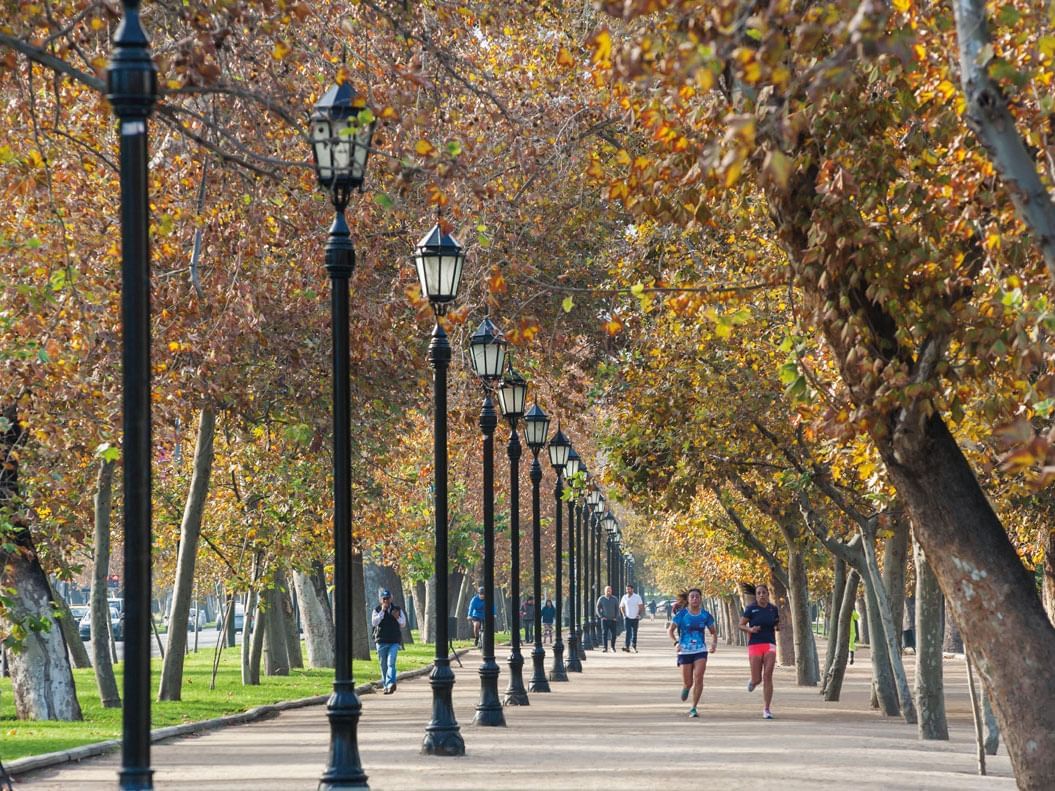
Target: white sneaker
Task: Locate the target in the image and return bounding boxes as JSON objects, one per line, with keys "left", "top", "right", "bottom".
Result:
{"left": 763, "top": 708, "right": 773, "bottom": 719}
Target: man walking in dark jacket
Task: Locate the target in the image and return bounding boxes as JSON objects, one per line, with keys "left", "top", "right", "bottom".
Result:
{"left": 371, "top": 589, "right": 406, "bottom": 694}
{"left": 595, "top": 585, "right": 619, "bottom": 652}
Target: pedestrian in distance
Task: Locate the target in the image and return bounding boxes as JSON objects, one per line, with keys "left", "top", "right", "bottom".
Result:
{"left": 668, "top": 587, "right": 717, "bottom": 718}
{"left": 648, "top": 599, "right": 657, "bottom": 621}
{"left": 739, "top": 582, "right": 780, "bottom": 719}
{"left": 848, "top": 605, "right": 860, "bottom": 665}
{"left": 595, "top": 585, "right": 619, "bottom": 651}
{"left": 467, "top": 586, "right": 486, "bottom": 646}
{"left": 541, "top": 598, "right": 556, "bottom": 644}
{"left": 520, "top": 595, "right": 535, "bottom": 643}
{"left": 619, "top": 583, "right": 645, "bottom": 652}
{"left": 371, "top": 589, "right": 407, "bottom": 694}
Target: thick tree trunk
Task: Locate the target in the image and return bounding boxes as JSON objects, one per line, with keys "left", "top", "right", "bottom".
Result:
{"left": 860, "top": 523, "right": 916, "bottom": 723}
{"left": 247, "top": 589, "right": 266, "bottom": 684}
{"left": 351, "top": 551, "right": 369, "bottom": 660}
{"left": 786, "top": 544, "right": 819, "bottom": 686}
{"left": 89, "top": 457, "right": 119, "bottom": 706}
{"left": 856, "top": 595, "right": 869, "bottom": 645}
{"left": 158, "top": 407, "right": 216, "bottom": 701}
{"left": 882, "top": 512, "right": 910, "bottom": 652}
{"left": 914, "top": 538, "right": 948, "bottom": 740}
{"left": 278, "top": 571, "right": 302, "bottom": 670}
{"left": 1, "top": 405, "right": 81, "bottom": 721}
{"left": 881, "top": 412, "right": 1055, "bottom": 786}
{"left": 824, "top": 570, "right": 860, "bottom": 702}
{"left": 414, "top": 579, "right": 430, "bottom": 644}
{"left": 454, "top": 573, "right": 473, "bottom": 639}
{"left": 423, "top": 576, "right": 436, "bottom": 645}
{"left": 861, "top": 573, "right": 900, "bottom": 716}
{"left": 263, "top": 582, "right": 290, "bottom": 677}
{"left": 51, "top": 585, "right": 90, "bottom": 670}
{"left": 769, "top": 571, "right": 795, "bottom": 666}
{"left": 293, "top": 564, "right": 334, "bottom": 668}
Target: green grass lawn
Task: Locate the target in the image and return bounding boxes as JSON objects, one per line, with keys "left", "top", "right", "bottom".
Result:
{"left": 0, "top": 635, "right": 477, "bottom": 762}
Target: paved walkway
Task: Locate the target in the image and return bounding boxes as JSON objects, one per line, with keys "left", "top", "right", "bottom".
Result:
{"left": 16, "top": 620, "right": 1014, "bottom": 789}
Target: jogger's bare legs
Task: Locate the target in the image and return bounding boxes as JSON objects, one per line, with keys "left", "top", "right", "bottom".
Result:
{"left": 762, "top": 650, "right": 776, "bottom": 709}
{"left": 691, "top": 658, "right": 707, "bottom": 707}
{"left": 749, "top": 653, "right": 763, "bottom": 687}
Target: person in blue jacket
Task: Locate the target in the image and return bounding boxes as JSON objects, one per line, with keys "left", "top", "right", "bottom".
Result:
{"left": 467, "top": 586, "right": 486, "bottom": 646}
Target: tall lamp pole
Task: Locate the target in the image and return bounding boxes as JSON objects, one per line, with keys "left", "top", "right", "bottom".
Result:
{"left": 309, "top": 75, "right": 375, "bottom": 791}
{"left": 469, "top": 318, "right": 507, "bottom": 726}
{"left": 107, "top": 2, "right": 158, "bottom": 787}
{"left": 575, "top": 480, "right": 590, "bottom": 658}
{"left": 547, "top": 427, "right": 571, "bottom": 682}
{"left": 523, "top": 404, "right": 551, "bottom": 693}
{"left": 563, "top": 448, "right": 582, "bottom": 673}
{"left": 498, "top": 363, "right": 530, "bottom": 705}
{"left": 414, "top": 221, "right": 467, "bottom": 756}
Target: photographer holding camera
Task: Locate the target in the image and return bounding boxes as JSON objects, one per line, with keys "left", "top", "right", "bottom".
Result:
{"left": 371, "top": 589, "right": 407, "bottom": 694}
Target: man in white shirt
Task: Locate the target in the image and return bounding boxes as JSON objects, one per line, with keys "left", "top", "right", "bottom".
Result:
{"left": 619, "top": 584, "right": 645, "bottom": 652}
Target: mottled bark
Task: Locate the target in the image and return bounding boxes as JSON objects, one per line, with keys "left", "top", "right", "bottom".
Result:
{"left": 914, "top": 538, "right": 947, "bottom": 740}
{"left": 823, "top": 570, "right": 860, "bottom": 702}
{"left": 293, "top": 564, "right": 334, "bottom": 668}
{"left": 414, "top": 579, "right": 431, "bottom": 644}
{"left": 881, "top": 512, "right": 910, "bottom": 649}
{"left": 51, "top": 585, "right": 90, "bottom": 670}
{"left": 351, "top": 551, "right": 369, "bottom": 660}
{"left": 89, "top": 457, "right": 119, "bottom": 707}
{"left": 454, "top": 573, "right": 472, "bottom": 640}
{"left": 823, "top": 557, "right": 847, "bottom": 684}
{"left": 262, "top": 581, "right": 290, "bottom": 677}
{"left": 158, "top": 407, "right": 216, "bottom": 701}
{"left": 786, "top": 543, "right": 819, "bottom": 685}
{"left": 769, "top": 572, "right": 795, "bottom": 666}
{"left": 277, "top": 570, "right": 302, "bottom": 670}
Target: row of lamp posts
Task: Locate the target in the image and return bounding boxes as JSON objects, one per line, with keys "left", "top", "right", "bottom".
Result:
{"left": 105, "top": 2, "right": 636, "bottom": 785}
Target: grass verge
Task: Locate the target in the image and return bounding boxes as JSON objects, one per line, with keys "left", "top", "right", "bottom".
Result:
{"left": 0, "top": 635, "right": 476, "bottom": 762}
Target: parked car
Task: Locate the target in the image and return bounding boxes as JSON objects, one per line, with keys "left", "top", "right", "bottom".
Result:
{"left": 69, "top": 604, "right": 89, "bottom": 622}
{"left": 78, "top": 606, "right": 123, "bottom": 641}
{"left": 215, "top": 602, "right": 245, "bottom": 633}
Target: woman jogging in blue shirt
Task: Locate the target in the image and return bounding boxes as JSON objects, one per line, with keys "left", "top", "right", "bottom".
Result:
{"left": 667, "top": 587, "right": 717, "bottom": 718}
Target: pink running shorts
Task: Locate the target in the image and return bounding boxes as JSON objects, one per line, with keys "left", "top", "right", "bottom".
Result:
{"left": 748, "top": 642, "right": 777, "bottom": 658}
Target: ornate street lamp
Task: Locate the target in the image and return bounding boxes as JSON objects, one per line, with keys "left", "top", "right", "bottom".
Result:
{"left": 469, "top": 318, "right": 507, "bottom": 726}
{"left": 522, "top": 403, "right": 551, "bottom": 693}
{"left": 415, "top": 221, "right": 466, "bottom": 757}
{"left": 563, "top": 448, "right": 582, "bottom": 673}
{"left": 107, "top": 2, "right": 158, "bottom": 787}
{"left": 547, "top": 426, "right": 571, "bottom": 682}
{"left": 310, "top": 74, "right": 375, "bottom": 790}
{"left": 498, "top": 361, "right": 529, "bottom": 706}
{"left": 575, "top": 469, "right": 591, "bottom": 657}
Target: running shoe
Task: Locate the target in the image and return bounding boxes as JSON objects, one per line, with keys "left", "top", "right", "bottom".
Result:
{"left": 680, "top": 687, "right": 690, "bottom": 702}
{"left": 688, "top": 707, "right": 698, "bottom": 718}
{"left": 763, "top": 708, "right": 773, "bottom": 719}
{"left": 747, "top": 680, "right": 756, "bottom": 692}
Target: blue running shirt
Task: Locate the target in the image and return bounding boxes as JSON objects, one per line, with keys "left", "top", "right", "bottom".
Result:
{"left": 672, "top": 608, "right": 715, "bottom": 655}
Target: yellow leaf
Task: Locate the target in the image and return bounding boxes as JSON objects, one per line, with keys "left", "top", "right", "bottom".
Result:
{"left": 615, "top": 149, "right": 631, "bottom": 166}
{"left": 937, "top": 80, "right": 956, "bottom": 100}
{"left": 415, "top": 139, "right": 435, "bottom": 156}
{"left": 724, "top": 159, "right": 743, "bottom": 187}
{"left": 892, "top": 0, "right": 911, "bottom": 13}
{"left": 272, "top": 41, "right": 291, "bottom": 61}
{"left": 592, "top": 29, "right": 612, "bottom": 66}
{"left": 557, "top": 47, "right": 575, "bottom": 68}
{"left": 562, "top": 296, "right": 575, "bottom": 313}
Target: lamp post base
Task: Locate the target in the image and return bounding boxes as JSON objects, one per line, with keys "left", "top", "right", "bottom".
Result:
{"left": 504, "top": 650, "right": 530, "bottom": 705}
{"left": 549, "top": 639, "right": 569, "bottom": 682}
{"left": 529, "top": 645, "right": 550, "bottom": 692}
{"left": 318, "top": 682, "right": 368, "bottom": 789}
{"left": 581, "top": 625, "right": 594, "bottom": 651}
{"left": 473, "top": 658, "right": 506, "bottom": 726}
{"left": 422, "top": 660, "right": 465, "bottom": 756}
{"left": 576, "top": 629, "right": 588, "bottom": 660}
{"left": 566, "top": 633, "right": 582, "bottom": 672}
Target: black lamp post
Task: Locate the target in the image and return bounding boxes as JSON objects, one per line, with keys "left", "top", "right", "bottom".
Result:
{"left": 498, "top": 361, "right": 530, "bottom": 706}
{"left": 547, "top": 426, "right": 571, "bottom": 682}
{"left": 575, "top": 476, "right": 590, "bottom": 658}
{"left": 310, "top": 75, "right": 375, "bottom": 791}
{"left": 469, "top": 318, "right": 507, "bottom": 726}
{"left": 107, "top": 3, "right": 158, "bottom": 787}
{"left": 523, "top": 403, "right": 551, "bottom": 693}
{"left": 586, "top": 489, "right": 603, "bottom": 649}
{"left": 414, "top": 221, "right": 466, "bottom": 756}
{"left": 563, "top": 448, "right": 582, "bottom": 673}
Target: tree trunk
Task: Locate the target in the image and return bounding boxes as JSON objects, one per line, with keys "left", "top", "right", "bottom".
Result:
{"left": 89, "top": 457, "right": 119, "bottom": 706}
{"left": 823, "top": 557, "right": 847, "bottom": 684}
{"left": 0, "top": 404, "right": 81, "bottom": 721}
{"left": 861, "top": 573, "right": 900, "bottom": 716}
{"left": 824, "top": 570, "right": 860, "bottom": 702}
{"left": 351, "top": 551, "right": 369, "bottom": 660}
{"left": 882, "top": 512, "right": 910, "bottom": 652}
{"left": 158, "top": 407, "right": 216, "bottom": 701}
{"left": 278, "top": 571, "right": 302, "bottom": 670}
{"left": 454, "top": 573, "right": 473, "bottom": 639}
{"left": 914, "top": 538, "right": 948, "bottom": 740}
{"left": 860, "top": 522, "right": 916, "bottom": 723}
{"left": 51, "top": 584, "right": 90, "bottom": 670}
{"left": 856, "top": 594, "right": 869, "bottom": 645}
{"left": 248, "top": 589, "right": 266, "bottom": 684}
{"left": 943, "top": 599, "right": 964, "bottom": 653}
{"left": 263, "top": 582, "right": 290, "bottom": 677}
{"left": 1042, "top": 527, "right": 1054, "bottom": 626}
{"left": 415, "top": 579, "right": 430, "bottom": 644}
{"left": 422, "top": 576, "right": 436, "bottom": 645}
{"left": 981, "top": 682, "right": 1000, "bottom": 756}
{"left": 786, "top": 544, "right": 819, "bottom": 685}
{"left": 769, "top": 570, "right": 795, "bottom": 667}
{"left": 880, "top": 412, "right": 1055, "bottom": 785}
{"left": 293, "top": 564, "right": 334, "bottom": 668}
